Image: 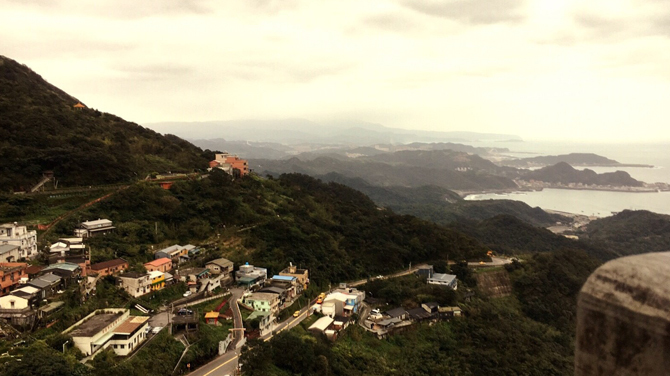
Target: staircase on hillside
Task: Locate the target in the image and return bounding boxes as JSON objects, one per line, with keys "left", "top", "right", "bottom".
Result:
{"left": 30, "top": 172, "right": 55, "bottom": 192}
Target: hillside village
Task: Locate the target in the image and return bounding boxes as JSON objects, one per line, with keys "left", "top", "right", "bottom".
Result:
{"left": 0, "top": 168, "right": 470, "bottom": 374}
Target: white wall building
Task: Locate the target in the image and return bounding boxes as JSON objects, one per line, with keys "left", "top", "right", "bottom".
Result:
{"left": 62, "top": 308, "right": 149, "bottom": 357}
{"left": 0, "top": 223, "right": 38, "bottom": 259}
{"left": 427, "top": 273, "right": 458, "bottom": 290}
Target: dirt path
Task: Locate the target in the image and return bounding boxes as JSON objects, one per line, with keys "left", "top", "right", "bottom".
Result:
{"left": 39, "top": 186, "right": 129, "bottom": 235}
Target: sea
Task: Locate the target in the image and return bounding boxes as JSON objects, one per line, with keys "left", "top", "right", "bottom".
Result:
{"left": 462, "top": 140, "right": 670, "bottom": 217}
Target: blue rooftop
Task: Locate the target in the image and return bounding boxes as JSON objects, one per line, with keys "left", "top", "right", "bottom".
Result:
{"left": 272, "top": 275, "right": 296, "bottom": 281}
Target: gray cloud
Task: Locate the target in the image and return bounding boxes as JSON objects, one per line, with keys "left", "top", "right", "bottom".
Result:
{"left": 363, "top": 13, "right": 421, "bottom": 33}
{"left": 112, "top": 64, "right": 194, "bottom": 81}
{"left": 2, "top": 0, "right": 213, "bottom": 19}
{"left": 401, "top": 0, "right": 526, "bottom": 24}
{"left": 226, "top": 59, "right": 355, "bottom": 84}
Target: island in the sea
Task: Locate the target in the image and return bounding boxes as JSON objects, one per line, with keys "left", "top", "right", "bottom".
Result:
{"left": 500, "top": 153, "right": 654, "bottom": 168}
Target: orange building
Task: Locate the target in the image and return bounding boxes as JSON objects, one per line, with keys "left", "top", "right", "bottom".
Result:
{"left": 0, "top": 263, "right": 28, "bottom": 296}
{"left": 144, "top": 258, "right": 172, "bottom": 273}
{"left": 210, "top": 153, "right": 249, "bottom": 177}
{"left": 89, "top": 259, "right": 128, "bottom": 277}
{"left": 73, "top": 102, "right": 85, "bottom": 109}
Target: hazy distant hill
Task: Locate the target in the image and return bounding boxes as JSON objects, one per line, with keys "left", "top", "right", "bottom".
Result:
{"left": 145, "top": 119, "right": 522, "bottom": 146}
{"left": 501, "top": 153, "right": 652, "bottom": 168}
{"left": 190, "top": 138, "right": 290, "bottom": 159}
{"left": 319, "top": 173, "right": 566, "bottom": 227}
{"left": 522, "top": 162, "right": 643, "bottom": 187}
{"left": 0, "top": 56, "right": 208, "bottom": 192}
{"left": 449, "top": 215, "right": 616, "bottom": 259}
{"left": 253, "top": 154, "right": 518, "bottom": 191}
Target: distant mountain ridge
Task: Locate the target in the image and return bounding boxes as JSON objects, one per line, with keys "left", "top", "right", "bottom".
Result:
{"left": 146, "top": 119, "right": 522, "bottom": 146}
{"left": 252, "top": 152, "right": 518, "bottom": 191}
{"left": 502, "top": 153, "right": 653, "bottom": 168}
{"left": 521, "top": 162, "right": 643, "bottom": 187}
{"left": 0, "top": 56, "right": 209, "bottom": 192}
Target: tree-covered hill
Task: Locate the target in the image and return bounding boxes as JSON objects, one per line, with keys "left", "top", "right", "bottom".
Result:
{"left": 318, "top": 172, "right": 566, "bottom": 227}
{"left": 448, "top": 214, "right": 618, "bottom": 260}
{"left": 45, "top": 172, "right": 487, "bottom": 282}
{"left": 581, "top": 210, "right": 670, "bottom": 257}
{"left": 251, "top": 154, "right": 517, "bottom": 191}
{"left": 522, "top": 162, "right": 643, "bottom": 187}
{"left": 0, "top": 55, "right": 209, "bottom": 192}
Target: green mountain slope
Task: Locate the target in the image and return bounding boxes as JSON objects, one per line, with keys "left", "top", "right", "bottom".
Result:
{"left": 47, "top": 172, "right": 487, "bottom": 282}
{"left": 582, "top": 210, "right": 670, "bottom": 257}
{"left": 0, "top": 56, "right": 209, "bottom": 192}
{"left": 522, "top": 162, "right": 643, "bottom": 186}
{"left": 252, "top": 154, "right": 517, "bottom": 191}
{"left": 318, "top": 172, "right": 564, "bottom": 227}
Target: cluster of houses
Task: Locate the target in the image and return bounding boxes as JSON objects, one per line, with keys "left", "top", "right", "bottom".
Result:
{"left": 208, "top": 153, "right": 250, "bottom": 177}
{"left": 239, "top": 264, "right": 310, "bottom": 334}
{"left": 364, "top": 303, "right": 462, "bottom": 339}
{"left": 0, "top": 261, "right": 77, "bottom": 325}
{"left": 307, "top": 286, "right": 365, "bottom": 340}
{"left": 0, "top": 223, "right": 38, "bottom": 260}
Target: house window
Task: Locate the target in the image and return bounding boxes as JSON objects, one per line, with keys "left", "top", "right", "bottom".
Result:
{"left": 120, "top": 345, "right": 125, "bottom": 349}
{"left": 113, "top": 345, "right": 117, "bottom": 349}
{"left": 10, "top": 301, "right": 15, "bottom": 308}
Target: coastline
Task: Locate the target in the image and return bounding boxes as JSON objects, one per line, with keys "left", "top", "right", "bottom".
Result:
{"left": 460, "top": 186, "right": 670, "bottom": 199}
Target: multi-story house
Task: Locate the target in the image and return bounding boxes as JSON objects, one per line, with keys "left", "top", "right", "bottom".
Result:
{"left": 279, "top": 264, "right": 309, "bottom": 290}
{"left": 0, "top": 263, "right": 28, "bottom": 296}
{"left": 0, "top": 223, "right": 38, "bottom": 259}
{"left": 117, "top": 272, "right": 152, "bottom": 298}
{"left": 209, "top": 153, "right": 249, "bottom": 177}
{"left": 74, "top": 219, "right": 115, "bottom": 238}
{"left": 243, "top": 292, "right": 280, "bottom": 314}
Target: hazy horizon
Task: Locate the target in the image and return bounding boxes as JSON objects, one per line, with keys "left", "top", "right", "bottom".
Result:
{"left": 3, "top": 0, "right": 670, "bottom": 143}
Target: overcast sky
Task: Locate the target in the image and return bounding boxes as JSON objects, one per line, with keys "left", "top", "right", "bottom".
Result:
{"left": 2, "top": 0, "right": 670, "bottom": 142}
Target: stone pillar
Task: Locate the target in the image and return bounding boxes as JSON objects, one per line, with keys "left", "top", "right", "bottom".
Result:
{"left": 575, "top": 252, "right": 670, "bottom": 376}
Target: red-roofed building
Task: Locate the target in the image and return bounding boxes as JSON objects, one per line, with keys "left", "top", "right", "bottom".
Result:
{"left": 210, "top": 153, "right": 249, "bottom": 177}
{"left": 90, "top": 259, "right": 128, "bottom": 277}
{"left": 144, "top": 258, "right": 172, "bottom": 273}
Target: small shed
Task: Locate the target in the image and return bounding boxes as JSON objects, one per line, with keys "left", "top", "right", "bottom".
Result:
{"left": 204, "top": 311, "right": 220, "bottom": 325}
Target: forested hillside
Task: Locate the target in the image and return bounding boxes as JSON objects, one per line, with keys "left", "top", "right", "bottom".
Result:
{"left": 0, "top": 56, "right": 209, "bottom": 192}
{"left": 252, "top": 154, "right": 517, "bottom": 191}
{"left": 319, "top": 173, "right": 565, "bottom": 227}
{"left": 582, "top": 210, "right": 670, "bottom": 256}
{"left": 522, "top": 162, "right": 642, "bottom": 186}
{"left": 42, "top": 172, "right": 487, "bottom": 282}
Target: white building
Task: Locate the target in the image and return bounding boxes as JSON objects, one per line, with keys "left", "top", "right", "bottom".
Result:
{"left": 0, "top": 223, "right": 38, "bottom": 259}
{"left": 75, "top": 219, "right": 115, "bottom": 238}
{"left": 427, "top": 273, "right": 458, "bottom": 290}
{"left": 117, "top": 272, "right": 151, "bottom": 298}
{"left": 63, "top": 308, "right": 149, "bottom": 357}
{"left": 0, "top": 294, "right": 29, "bottom": 310}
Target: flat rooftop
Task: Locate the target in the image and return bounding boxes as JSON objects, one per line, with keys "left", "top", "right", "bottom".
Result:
{"left": 69, "top": 312, "right": 124, "bottom": 337}
{"left": 114, "top": 316, "right": 149, "bottom": 335}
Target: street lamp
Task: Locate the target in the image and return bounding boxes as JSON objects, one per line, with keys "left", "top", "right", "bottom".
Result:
{"left": 62, "top": 340, "right": 69, "bottom": 353}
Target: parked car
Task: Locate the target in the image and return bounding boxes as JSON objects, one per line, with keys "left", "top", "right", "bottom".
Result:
{"left": 152, "top": 326, "right": 163, "bottom": 334}
{"left": 293, "top": 310, "right": 301, "bottom": 317}
{"left": 183, "top": 291, "right": 192, "bottom": 297}
{"left": 177, "top": 308, "right": 194, "bottom": 316}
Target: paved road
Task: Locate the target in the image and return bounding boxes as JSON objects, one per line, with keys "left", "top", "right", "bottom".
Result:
{"left": 187, "top": 348, "right": 241, "bottom": 376}
{"left": 468, "top": 256, "right": 512, "bottom": 268}
{"left": 187, "top": 288, "right": 244, "bottom": 376}
{"left": 260, "top": 305, "right": 311, "bottom": 341}
{"left": 348, "top": 264, "right": 430, "bottom": 287}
